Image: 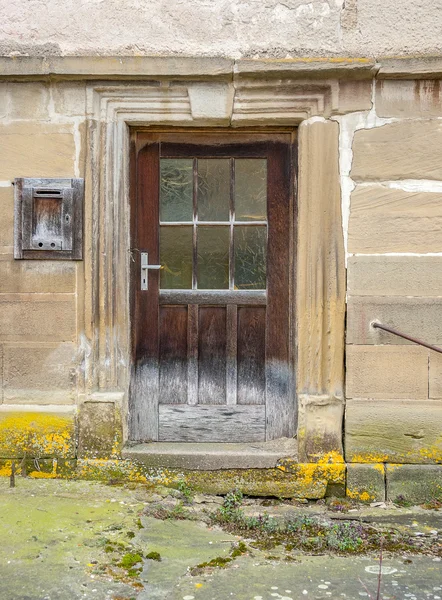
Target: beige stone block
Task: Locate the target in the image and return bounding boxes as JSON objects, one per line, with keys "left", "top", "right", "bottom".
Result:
{"left": 347, "top": 296, "right": 442, "bottom": 346}
{"left": 297, "top": 394, "right": 345, "bottom": 463}
{"left": 0, "top": 187, "right": 13, "bottom": 252}
{"left": 346, "top": 399, "right": 442, "bottom": 463}
{"left": 0, "top": 294, "right": 76, "bottom": 342}
{"left": 78, "top": 402, "right": 116, "bottom": 458}
{"left": 348, "top": 256, "right": 442, "bottom": 297}
{"left": 376, "top": 80, "right": 442, "bottom": 118}
{"left": 351, "top": 120, "right": 442, "bottom": 181}
{"left": 0, "top": 257, "right": 76, "bottom": 293}
{"left": 0, "top": 83, "right": 7, "bottom": 119}
{"left": 6, "top": 82, "right": 50, "bottom": 120}
{"left": 188, "top": 82, "right": 234, "bottom": 124}
{"left": 297, "top": 120, "right": 345, "bottom": 399}
{"left": 0, "top": 122, "right": 76, "bottom": 180}
{"left": 429, "top": 352, "right": 442, "bottom": 399}
{"left": 52, "top": 82, "right": 86, "bottom": 117}
{"left": 2, "top": 343, "right": 76, "bottom": 404}
{"left": 335, "top": 80, "right": 373, "bottom": 114}
{"left": 346, "top": 345, "right": 428, "bottom": 400}
{"left": 348, "top": 185, "right": 442, "bottom": 253}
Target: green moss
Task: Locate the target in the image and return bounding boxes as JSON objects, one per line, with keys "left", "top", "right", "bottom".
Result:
{"left": 119, "top": 553, "right": 143, "bottom": 570}
{"left": 230, "top": 541, "right": 248, "bottom": 558}
{"left": 145, "top": 551, "right": 161, "bottom": 561}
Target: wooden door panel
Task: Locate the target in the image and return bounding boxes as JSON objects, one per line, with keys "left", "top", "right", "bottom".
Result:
{"left": 158, "top": 404, "right": 265, "bottom": 442}
{"left": 131, "top": 132, "right": 296, "bottom": 443}
{"left": 237, "top": 306, "right": 266, "bottom": 405}
{"left": 159, "top": 306, "right": 188, "bottom": 404}
{"left": 198, "top": 306, "right": 227, "bottom": 405}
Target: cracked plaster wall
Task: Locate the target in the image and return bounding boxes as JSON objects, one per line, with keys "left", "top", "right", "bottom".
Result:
{"left": 0, "top": 0, "right": 441, "bottom": 58}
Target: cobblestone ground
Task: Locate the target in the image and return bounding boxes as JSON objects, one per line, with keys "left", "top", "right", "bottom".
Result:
{"left": 1, "top": 479, "right": 442, "bottom": 600}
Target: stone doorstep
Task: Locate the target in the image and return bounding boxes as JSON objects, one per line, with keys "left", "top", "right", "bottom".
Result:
{"left": 122, "top": 439, "right": 298, "bottom": 470}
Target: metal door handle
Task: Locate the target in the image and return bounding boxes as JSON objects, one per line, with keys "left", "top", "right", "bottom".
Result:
{"left": 141, "top": 252, "right": 162, "bottom": 290}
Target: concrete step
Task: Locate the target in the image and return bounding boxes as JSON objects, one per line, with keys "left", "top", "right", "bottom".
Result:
{"left": 122, "top": 439, "right": 298, "bottom": 470}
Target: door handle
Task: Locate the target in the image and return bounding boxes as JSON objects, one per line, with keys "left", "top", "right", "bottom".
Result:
{"left": 141, "top": 252, "right": 162, "bottom": 290}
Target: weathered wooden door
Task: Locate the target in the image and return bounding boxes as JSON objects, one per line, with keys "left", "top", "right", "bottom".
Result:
{"left": 130, "top": 132, "right": 296, "bottom": 443}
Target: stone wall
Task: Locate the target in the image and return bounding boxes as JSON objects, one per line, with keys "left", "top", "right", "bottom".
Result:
{"left": 342, "top": 79, "right": 442, "bottom": 465}
{"left": 0, "top": 60, "right": 441, "bottom": 498}
{"left": 0, "top": 81, "right": 86, "bottom": 459}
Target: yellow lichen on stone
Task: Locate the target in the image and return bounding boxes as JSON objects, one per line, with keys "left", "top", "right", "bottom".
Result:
{"left": 0, "top": 412, "right": 75, "bottom": 458}
{"left": 346, "top": 488, "right": 375, "bottom": 502}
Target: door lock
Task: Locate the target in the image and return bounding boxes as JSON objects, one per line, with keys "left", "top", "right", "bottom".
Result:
{"left": 140, "top": 252, "right": 162, "bottom": 290}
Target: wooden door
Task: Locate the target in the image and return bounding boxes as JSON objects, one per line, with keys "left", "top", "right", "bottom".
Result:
{"left": 130, "top": 132, "right": 296, "bottom": 443}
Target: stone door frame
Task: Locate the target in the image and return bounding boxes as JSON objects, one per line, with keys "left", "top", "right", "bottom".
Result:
{"left": 84, "top": 70, "right": 349, "bottom": 461}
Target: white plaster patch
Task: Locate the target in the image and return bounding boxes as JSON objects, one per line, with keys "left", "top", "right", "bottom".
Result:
{"left": 0, "top": 180, "right": 11, "bottom": 187}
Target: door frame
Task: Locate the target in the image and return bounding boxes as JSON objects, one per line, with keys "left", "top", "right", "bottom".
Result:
{"left": 85, "top": 79, "right": 345, "bottom": 462}
{"left": 129, "top": 129, "right": 297, "bottom": 442}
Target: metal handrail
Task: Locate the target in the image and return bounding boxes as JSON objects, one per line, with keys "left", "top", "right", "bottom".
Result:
{"left": 372, "top": 322, "right": 442, "bottom": 355}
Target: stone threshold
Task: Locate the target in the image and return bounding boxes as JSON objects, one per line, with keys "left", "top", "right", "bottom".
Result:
{"left": 122, "top": 439, "right": 298, "bottom": 471}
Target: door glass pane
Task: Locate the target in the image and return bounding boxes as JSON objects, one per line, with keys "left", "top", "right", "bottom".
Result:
{"left": 197, "top": 159, "right": 230, "bottom": 221}
{"left": 197, "top": 226, "right": 229, "bottom": 289}
{"left": 160, "top": 226, "right": 193, "bottom": 289}
{"left": 160, "top": 159, "right": 193, "bottom": 222}
{"left": 235, "top": 159, "right": 267, "bottom": 221}
{"left": 234, "top": 226, "right": 267, "bottom": 290}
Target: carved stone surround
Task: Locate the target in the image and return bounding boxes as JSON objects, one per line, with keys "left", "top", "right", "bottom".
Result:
{"left": 85, "top": 73, "right": 351, "bottom": 459}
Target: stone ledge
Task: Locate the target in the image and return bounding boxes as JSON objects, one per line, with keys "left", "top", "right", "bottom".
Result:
{"left": 235, "top": 58, "right": 377, "bottom": 80}
{"left": 378, "top": 56, "right": 442, "bottom": 79}
{"left": 122, "top": 439, "right": 298, "bottom": 470}
{"left": 0, "top": 56, "right": 234, "bottom": 80}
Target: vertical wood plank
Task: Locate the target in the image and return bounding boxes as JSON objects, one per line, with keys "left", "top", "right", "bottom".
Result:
{"left": 265, "top": 140, "right": 295, "bottom": 439}
{"left": 237, "top": 306, "right": 266, "bottom": 405}
{"left": 226, "top": 304, "right": 238, "bottom": 405}
{"left": 198, "top": 306, "right": 227, "bottom": 405}
{"left": 159, "top": 306, "right": 188, "bottom": 404}
{"left": 187, "top": 303, "right": 199, "bottom": 406}
{"left": 130, "top": 139, "right": 160, "bottom": 441}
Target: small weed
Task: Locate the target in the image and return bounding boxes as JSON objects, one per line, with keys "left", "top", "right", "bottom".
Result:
{"left": 394, "top": 494, "right": 413, "bottom": 508}
{"left": 223, "top": 489, "right": 243, "bottom": 510}
{"left": 421, "top": 499, "right": 442, "bottom": 510}
{"left": 177, "top": 480, "right": 194, "bottom": 504}
{"left": 146, "top": 551, "right": 161, "bottom": 561}
{"left": 126, "top": 531, "right": 135, "bottom": 539}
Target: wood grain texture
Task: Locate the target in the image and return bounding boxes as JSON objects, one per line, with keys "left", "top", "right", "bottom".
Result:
{"left": 159, "top": 290, "right": 266, "bottom": 305}
{"left": 265, "top": 140, "right": 295, "bottom": 439}
{"left": 237, "top": 306, "right": 266, "bottom": 405}
{"left": 198, "top": 306, "right": 227, "bottom": 405}
{"left": 158, "top": 404, "right": 265, "bottom": 442}
{"left": 187, "top": 303, "right": 199, "bottom": 406}
{"left": 130, "top": 141, "right": 160, "bottom": 441}
{"left": 159, "top": 306, "right": 188, "bottom": 404}
{"left": 226, "top": 304, "right": 238, "bottom": 405}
